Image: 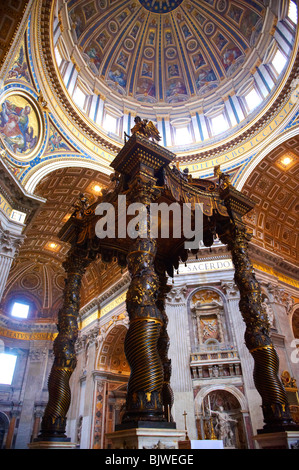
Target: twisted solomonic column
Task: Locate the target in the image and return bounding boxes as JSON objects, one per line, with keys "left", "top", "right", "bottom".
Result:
{"left": 222, "top": 223, "right": 295, "bottom": 431}
{"left": 122, "top": 237, "right": 165, "bottom": 424}
{"left": 39, "top": 249, "right": 90, "bottom": 439}
{"left": 156, "top": 267, "right": 174, "bottom": 423}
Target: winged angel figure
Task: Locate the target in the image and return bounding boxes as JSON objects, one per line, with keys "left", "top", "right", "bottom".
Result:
{"left": 130, "top": 116, "right": 161, "bottom": 142}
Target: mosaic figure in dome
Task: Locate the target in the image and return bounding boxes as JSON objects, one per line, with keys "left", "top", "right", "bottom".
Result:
{"left": 240, "top": 10, "right": 260, "bottom": 40}
{"left": 47, "top": 127, "right": 70, "bottom": 152}
{"left": 7, "top": 45, "right": 30, "bottom": 83}
{"left": 85, "top": 42, "right": 102, "bottom": 71}
{"left": 108, "top": 68, "right": 127, "bottom": 88}
{"left": 0, "top": 98, "right": 38, "bottom": 154}
{"left": 221, "top": 45, "right": 242, "bottom": 71}
{"left": 196, "top": 68, "right": 217, "bottom": 89}
{"left": 192, "top": 52, "right": 205, "bottom": 70}
{"left": 83, "top": 1, "right": 97, "bottom": 21}
{"left": 69, "top": 6, "right": 85, "bottom": 40}
{"left": 166, "top": 79, "right": 187, "bottom": 101}
{"left": 136, "top": 79, "right": 156, "bottom": 100}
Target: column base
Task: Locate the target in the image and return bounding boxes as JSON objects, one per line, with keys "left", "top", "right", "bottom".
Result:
{"left": 106, "top": 426, "right": 186, "bottom": 449}
{"left": 28, "top": 437, "right": 78, "bottom": 449}
{"left": 253, "top": 431, "right": 299, "bottom": 449}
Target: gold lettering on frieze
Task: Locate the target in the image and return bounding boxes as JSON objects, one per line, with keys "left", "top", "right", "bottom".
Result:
{"left": 100, "top": 291, "right": 127, "bottom": 318}
{"left": 184, "top": 97, "right": 295, "bottom": 175}
{"left": 80, "top": 310, "right": 99, "bottom": 329}
{"left": 177, "top": 259, "right": 233, "bottom": 274}
{"left": 0, "top": 328, "right": 56, "bottom": 341}
{"left": 253, "top": 262, "right": 299, "bottom": 288}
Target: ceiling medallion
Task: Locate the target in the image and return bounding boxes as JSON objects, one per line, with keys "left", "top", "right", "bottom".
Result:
{"left": 138, "top": 0, "right": 184, "bottom": 14}
{"left": 0, "top": 90, "right": 44, "bottom": 160}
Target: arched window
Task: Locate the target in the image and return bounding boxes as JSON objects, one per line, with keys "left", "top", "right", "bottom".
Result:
{"left": 0, "top": 353, "right": 17, "bottom": 385}
{"left": 288, "top": 0, "right": 298, "bottom": 24}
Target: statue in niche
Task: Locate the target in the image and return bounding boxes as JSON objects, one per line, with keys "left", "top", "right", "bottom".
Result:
{"left": 206, "top": 390, "right": 245, "bottom": 448}
{"left": 211, "top": 406, "right": 237, "bottom": 447}
{"left": 261, "top": 298, "right": 275, "bottom": 328}
{"left": 77, "top": 415, "right": 83, "bottom": 444}
{"left": 212, "top": 365, "right": 219, "bottom": 377}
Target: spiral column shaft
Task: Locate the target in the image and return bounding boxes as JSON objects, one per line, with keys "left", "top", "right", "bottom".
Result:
{"left": 224, "top": 223, "right": 293, "bottom": 431}
{"left": 39, "top": 251, "right": 88, "bottom": 439}
{"left": 122, "top": 236, "right": 165, "bottom": 424}
{"left": 156, "top": 268, "right": 174, "bottom": 423}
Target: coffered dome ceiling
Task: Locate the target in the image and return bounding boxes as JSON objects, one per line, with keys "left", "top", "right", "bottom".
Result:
{"left": 49, "top": 0, "right": 298, "bottom": 158}
{"left": 69, "top": 0, "right": 265, "bottom": 103}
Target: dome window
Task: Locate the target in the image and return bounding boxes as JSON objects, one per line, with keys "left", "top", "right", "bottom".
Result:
{"left": 103, "top": 113, "right": 117, "bottom": 134}
{"left": 73, "top": 86, "right": 87, "bottom": 111}
{"left": 175, "top": 126, "right": 192, "bottom": 145}
{"left": 102, "top": 105, "right": 123, "bottom": 136}
{"left": 11, "top": 301, "right": 30, "bottom": 319}
{"left": 54, "top": 47, "right": 63, "bottom": 67}
{"left": 288, "top": 0, "right": 298, "bottom": 24}
{"left": 211, "top": 113, "right": 229, "bottom": 135}
{"left": 0, "top": 353, "right": 17, "bottom": 385}
{"left": 271, "top": 49, "right": 287, "bottom": 75}
{"left": 244, "top": 88, "right": 262, "bottom": 112}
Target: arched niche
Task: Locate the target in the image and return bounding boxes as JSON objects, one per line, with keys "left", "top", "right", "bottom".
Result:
{"left": 195, "top": 386, "right": 248, "bottom": 449}
{"left": 187, "top": 286, "right": 233, "bottom": 352}
{"left": 93, "top": 320, "right": 129, "bottom": 449}
{"left": 292, "top": 306, "right": 299, "bottom": 340}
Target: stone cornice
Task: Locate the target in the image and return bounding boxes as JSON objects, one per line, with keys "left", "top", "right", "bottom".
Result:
{"left": 79, "top": 271, "right": 130, "bottom": 317}
{"left": 0, "top": 157, "right": 45, "bottom": 223}
{"left": 248, "top": 242, "right": 299, "bottom": 280}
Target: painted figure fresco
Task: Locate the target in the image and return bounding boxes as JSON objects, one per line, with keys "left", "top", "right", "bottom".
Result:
{"left": 227, "top": 4, "right": 243, "bottom": 23}
{"left": 196, "top": 68, "right": 217, "bottom": 89}
{"left": 69, "top": 6, "right": 85, "bottom": 40}
{"left": 85, "top": 42, "right": 102, "bottom": 70}
{"left": 166, "top": 79, "right": 187, "bottom": 101}
{"left": 108, "top": 68, "right": 127, "bottom": 88}
{"left": 7, "top": 45, "right": 30, "bottom": 83}
{"left": 116, "top": 51, "right": 129, "bottom": 70}
{"left": 214, "top": 33, "right": 228, "bottom": 51}
{"left": 136, "top": 79, "right": 156, "bottom": 98}
{"left": 168, "top": 64, "right": 179, "bottom": 78}
{"left": 192, "top": 52, "right": 205, "bottom": 70}
{"left": 97, "top": 31, "right": 109, "bottom": 50}
{"left": 240, "top": 11, "right": 260, "bottom": 40}
{"left": 165, "top": 31, "right": 173, "bottom": 45}
{"left": 222, "top": 46, "right": 242, "bottom": 71}
{"left": 0, "top": 97, "right": 38, "bottom": 155}
{"left": 47, "top": 126, "right": 70, "bottom": 152}
{"left": 83, "top": 2, "right": 97, "bottom": 21}
{"left": 141, "top": 62, "right": 153, "bottom": 78}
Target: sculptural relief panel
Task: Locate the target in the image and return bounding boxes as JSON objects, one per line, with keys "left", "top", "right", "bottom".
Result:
{"left": 189, "top": 288, "right": 228, "bottom": 350}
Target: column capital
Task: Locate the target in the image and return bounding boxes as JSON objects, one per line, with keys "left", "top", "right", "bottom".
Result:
{"left": 0, "top": 224, "right": 25, "bottom": 257}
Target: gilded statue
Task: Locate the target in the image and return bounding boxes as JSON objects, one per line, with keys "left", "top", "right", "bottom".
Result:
{"left": 131, "top": 116, "right": 161, "bottom": 142}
